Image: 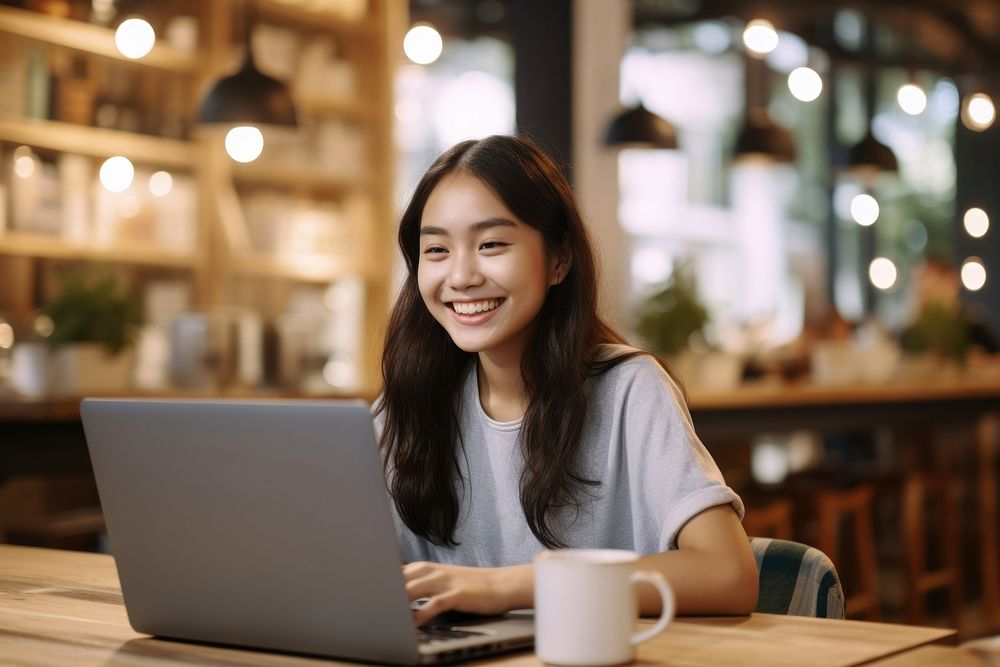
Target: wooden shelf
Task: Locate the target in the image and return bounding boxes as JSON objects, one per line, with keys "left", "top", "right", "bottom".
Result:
{"left": 232, "top": 162, "right": 368, "bottom": 195}
{"left": 255, "top": 0, "right": 374, "bottom": 39}
{"left": 227, "top": 251, "right": 369, "bottom": 283}
{"left": 0, "top": 5, "right": 199, "bottom": 73}
{"left": 0, "top": 231, "right": 197, "bottom": 268}
{"left": 296, "top": 94, "right": 370, "bottom": 121}
{"left": 0, "top": 116, "right": 197, "bottom": 168}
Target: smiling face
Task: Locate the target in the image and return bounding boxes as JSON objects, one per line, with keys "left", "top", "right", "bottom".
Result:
{"left": 417, "top": 173, "right": 559, "bottom": 364}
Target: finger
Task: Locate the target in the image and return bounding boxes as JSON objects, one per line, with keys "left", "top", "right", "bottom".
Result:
{"left": 402, "top": 562, "right": 435, "bottom": 580}
{"left": 413, "top": 590, "right": 461, "bottom": 627}
{"left": 405, "top": 572, "right": 447, "bottom": 600}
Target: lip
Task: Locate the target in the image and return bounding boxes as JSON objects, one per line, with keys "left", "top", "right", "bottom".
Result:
{"left": 446, "top": 298, "right": 504, "bottom": 325}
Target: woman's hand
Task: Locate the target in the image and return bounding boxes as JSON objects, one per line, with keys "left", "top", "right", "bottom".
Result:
{"left": 402, "top": 562, "right": 533, "bottom": 626}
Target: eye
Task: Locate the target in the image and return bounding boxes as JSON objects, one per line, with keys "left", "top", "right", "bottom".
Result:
{"left": 422, "top": 245, "right": 447, "bottom": 255}
{"left": 479, "top": 240, "right": 509, "bottom": 251}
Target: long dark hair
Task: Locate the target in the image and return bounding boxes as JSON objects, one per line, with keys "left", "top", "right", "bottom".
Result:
{"left": 377, "top": 135, "right": 669, "bottom": 548}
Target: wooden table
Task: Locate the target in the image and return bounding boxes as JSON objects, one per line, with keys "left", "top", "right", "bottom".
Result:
{"left": 864, "top": 645, "right": 990, "bottom": 666}
{"left": 0, "top": 545, "right": 956, "bottom": 667}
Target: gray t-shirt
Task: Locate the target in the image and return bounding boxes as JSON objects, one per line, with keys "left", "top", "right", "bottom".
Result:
{"left": 382, "top": 346, "right": 743, "bottom": 567}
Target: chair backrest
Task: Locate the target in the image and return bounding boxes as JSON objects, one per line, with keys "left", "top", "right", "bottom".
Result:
{"left": 750, "top": 537, "right": 846, "bottom": 619}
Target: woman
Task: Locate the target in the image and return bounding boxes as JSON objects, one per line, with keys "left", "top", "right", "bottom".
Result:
{"left": 376, "top": 135, "right": 758, "bottom": 626}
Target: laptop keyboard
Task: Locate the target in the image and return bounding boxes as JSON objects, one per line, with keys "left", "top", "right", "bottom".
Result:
{"left": 417, "top": 627, "right": 488, "bottom": 645}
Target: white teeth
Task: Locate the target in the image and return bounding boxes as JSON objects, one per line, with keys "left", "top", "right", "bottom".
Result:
{"left": 453, "top": 299, "right": 501, "bottom": 315}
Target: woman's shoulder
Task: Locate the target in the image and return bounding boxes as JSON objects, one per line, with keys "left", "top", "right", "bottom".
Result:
{"left": 589, "top": 344, "right": 679, "bottom": 397}
{"left": 587, "top": 344, "right": 692, "bottom": 436}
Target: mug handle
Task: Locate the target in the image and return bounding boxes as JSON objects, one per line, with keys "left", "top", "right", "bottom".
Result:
{"left": 629, "top": 570, "right": 675, "bottom": 646}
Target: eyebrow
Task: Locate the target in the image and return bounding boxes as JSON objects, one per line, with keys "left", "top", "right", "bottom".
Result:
{"left": 420, "top": 217, "right": 518, "bottom": 236}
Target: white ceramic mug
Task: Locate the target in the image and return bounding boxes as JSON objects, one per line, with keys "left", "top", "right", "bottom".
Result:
{"left": 534, "top": 549, "right": 675, "bottom": 666}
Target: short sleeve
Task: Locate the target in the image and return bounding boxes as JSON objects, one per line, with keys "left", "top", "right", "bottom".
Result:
{"left": 615, "top": 357, "right": 744, "bottom": 551}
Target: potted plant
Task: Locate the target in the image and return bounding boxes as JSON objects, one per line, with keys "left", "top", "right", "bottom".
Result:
{"left": 635, "top": 266, "right": 710, "bottom": 359}
{"left": 43, "top": 270, "right": 143, "bottom": 395}
{"left": 635, "top": 266, "right": 742, "bottom": 389}
{"left": 901, "top": 302, "right": 970, "bottom": 363}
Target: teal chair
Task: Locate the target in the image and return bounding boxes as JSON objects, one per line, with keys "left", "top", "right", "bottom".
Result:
{"left": 750, "top": 537, "right": 845, "bottom": 619}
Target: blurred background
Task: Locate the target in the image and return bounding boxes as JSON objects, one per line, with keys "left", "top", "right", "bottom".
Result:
{"left": 0, "top": 0, "right": 998, "bottom": 641}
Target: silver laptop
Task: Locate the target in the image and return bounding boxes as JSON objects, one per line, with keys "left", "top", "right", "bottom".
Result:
{"left": 81, "top": 398, "right": 534, "bottom": 665}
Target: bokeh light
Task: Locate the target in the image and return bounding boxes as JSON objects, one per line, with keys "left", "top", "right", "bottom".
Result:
{"left": 403, "top": 24, "right": 443, "bottom": 65}
{"left": 99, "top": 156, "right": 134, "bottom": 192}
{"left": 962, "top": 93, "right": 996, "bottom": 131}
{"left": 850, "top": 193, "right": 879, "bottom": 226}
{"left": 148, "top": 170, "right": 173, "bottom": 197}
{"left": 897, "top": 83, "right": 927, "bottom": 115}
{"left": 743, "top": 19, "right": 779, "bottom": 56}
{"left": 13, "top": 146, "right": 36, "bottom": 178}
{"left": 868, "top": 257, "right": 897, "bottom": 290}
{"left": 115, "top": 18, "right": 155, "bottom": 59}
{"left": 963, "top": 207, "right": 989, "bottom": 238}
{"left": 961, "top": 258, "right": 987, "bottom": 291}
{"left": 225, "top": 126, "right": 264, "bottom": 163}
{"left": 788, "top": 67, "right": 822, "bottom": 102}
{"left": 0, "top": 322, "right": 13, "bottom": 349}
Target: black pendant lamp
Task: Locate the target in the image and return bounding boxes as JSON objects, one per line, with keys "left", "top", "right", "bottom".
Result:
{"left": 603, "top": 103, "right": 677, "bottom": 149}
{"left": 197, "top": 4, "right": 297, "bottom": 127}
{"left": 847, "top": 130, "right": 897, "bottom": 174}
{"left": 843, "top": 22, "right": 895, "bottom": 179}
{"left": 844, "top": 71, "right": 896, "bottom": 178}
{"left": 733, "top": 55, "right": 795, "bottom": 163}
{"left": 734, "top": 110, "right": 796, "bottom": 162}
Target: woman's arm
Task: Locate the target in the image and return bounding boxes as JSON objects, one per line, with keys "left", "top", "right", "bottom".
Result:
{"left": 404, "top": 504, "right": 757, "bottom": 625}
{"left": 636, "top": 504, "right": 759, "bottom": 616}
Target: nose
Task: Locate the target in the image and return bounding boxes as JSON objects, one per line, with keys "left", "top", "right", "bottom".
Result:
{"left": 447, "top": 249, "right": 484, "bottom": 290}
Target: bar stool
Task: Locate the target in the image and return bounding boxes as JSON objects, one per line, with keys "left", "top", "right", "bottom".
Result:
{"left": 743, "top": 498, "right": 794, "bottom": 541}
{"left": 903, "top": 472, "right": 963, "bottom": 631}
{"left": 816, "top": 485, "right": 881, "bottom": 620}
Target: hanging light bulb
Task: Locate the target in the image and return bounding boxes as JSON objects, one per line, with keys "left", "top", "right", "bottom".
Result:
{"left": 850, "top": 193, "right": 879, "bottom": 226}
{"left": 961, "top": 257, "right": 987, "bottom": 291}
{"left": 99, "top": 156, "right": 134, "bottom": 192}
{"left": 225, "top": 126, "right": 264, "bottom": 163}
{"left": 788, "top": 66, "right": 822, "bottom": 102}
{"left": 403, "top": 23, "right": 443, "bottom": 65}
{"left": 897, "top": 83, "right": 927, "bottom": 115}
{"left": 963, "top": 207, "right": 989, "bottom": 238}
{"left": 148, "top": 171, "right": 173, "bottom": 197}
{"left": 115, "top": 18, "right": 156, "bottom": 59}
{"left": 869, "top": 257, "right": 897, "bottom": 290}
{"left": 743, "top": 19, "right": 779, "bottom": 57}
{"left": 197, "top": 4, "right": 298, "bottom": 159}
{"left": 962, "top": 93, "right": 996, "bottom": 131}
{"left": 13, "top": 146, "right": 36, "bottom": 178}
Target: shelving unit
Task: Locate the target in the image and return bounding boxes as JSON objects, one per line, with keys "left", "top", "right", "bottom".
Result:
{"left": 0, "top": 5, "right": 199, "bottom": 73}
{"left": 296, "top": 94, "right": 370, "bottom": 121}
{"left": 231, "top": 162, "right": 370, "bottom": 194}
{"left": 0, "top": 116, "right": 197, "bottom": 167}
{"left": 0, "top": 0, "right": 403, "bottom": 397}
{"left": 0, "top": 230, "right": 197, "bottom": 268}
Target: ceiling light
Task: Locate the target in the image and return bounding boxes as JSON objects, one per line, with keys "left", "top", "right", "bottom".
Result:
{"left": 225, "top": 127, "right": 265, "bottom": 163}
{"left": 404, "top": 24, "right": 443, "bottom": 65}
{"left": 197, "top": 10, "right": 298, "bottom": 129}
{"left": 788, "top": 67, "right": 822, "bottom": 102}
{"left": 115, "top": 18, "right": 155, "bottom": 59}
{"left": 603, "top": 103, "right": 677, "bottom": 149}
{"left": 961, "top": 258, "right": 986, "bottom": 291}
{"left": 897, "top": 83, "right": 927, "bottom": 115}
{"left": 963, "top": 207, "right": 989, "bottom": 238}
{"left": 962, "top": 93, "right": 996, "bottom": 131}
{"left": 743, "top": 19, "right": 778, "bottom": 57}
